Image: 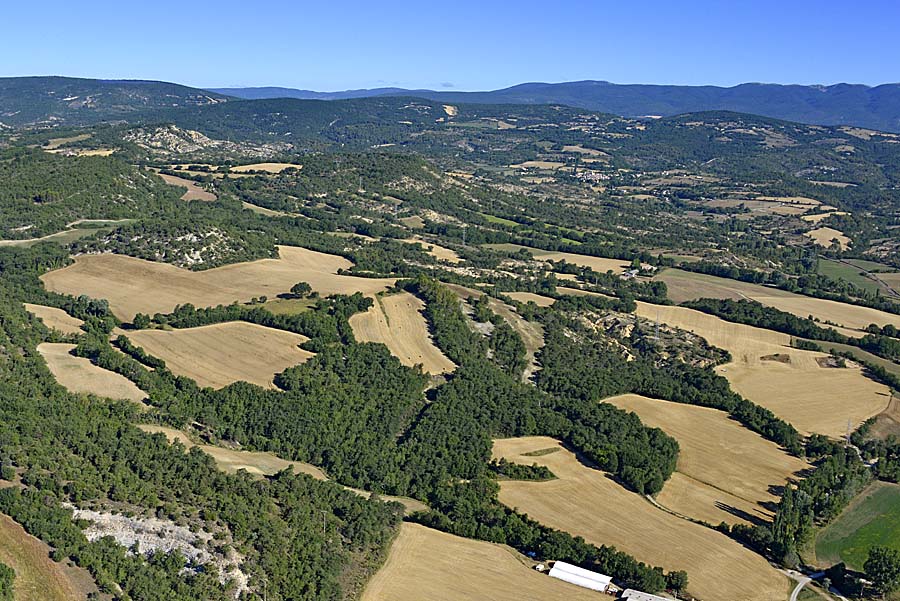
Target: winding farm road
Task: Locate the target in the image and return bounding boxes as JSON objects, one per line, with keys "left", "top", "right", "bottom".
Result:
{"left": 786, "top": 570, "right": 811, "bottom": 601}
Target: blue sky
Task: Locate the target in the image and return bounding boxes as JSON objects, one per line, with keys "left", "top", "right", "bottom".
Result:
{"left": 3, "top": 0, "right": 897, "bottom": 90}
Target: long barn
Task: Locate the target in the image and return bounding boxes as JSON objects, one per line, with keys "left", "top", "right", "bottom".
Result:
{"left": 547, "top": 561, "right": 613, "bottom": 592}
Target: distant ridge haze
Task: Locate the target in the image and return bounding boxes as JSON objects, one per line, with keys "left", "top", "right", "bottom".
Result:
{"left": 210, "top": 80, "right": 900, "bottom": 132}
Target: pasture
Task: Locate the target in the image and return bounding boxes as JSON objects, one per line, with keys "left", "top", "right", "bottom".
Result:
{"left": 492, "top": 436, "right": 790, "bottom": 601}
{"left": 605, "top": 394, "right": 809, "bottom": 525}
{"left": 41, "top": 245, "right": 395, "bottom": 321}
{"left": 125, "top": 322, "right": 314, "bottom": 389}
{"left": 634, "top": 302, "right": 890, "bottom": 437}
{"left": 361, "top": 523, "right": 599, "bottom": 601}
{"left": 0, "top": 513, "right": 96, "bottom": 601}
{"left": 815, "top": 481, "right": 900, "bottom": 570}
{"left": 37, "top": 343, "right": 147, "bottom": 404}
{"left": 655, "top": 268, "right": 900, "bottom": 333}
{"left": 139, "top": 425, "right": 426, "bottom": 515}
{"left": 24, "top": 303, "right": 83, "bottom": 335}
{"left": 156, "top": 172, "right": 217, "bottom": 201}
{"left": 349, "top": 292, "right": 455, "bottom": 375}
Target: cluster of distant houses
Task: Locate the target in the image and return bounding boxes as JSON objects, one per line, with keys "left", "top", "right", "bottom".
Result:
{"left": 535, "top": 560, "right": 674, "bottom": 601}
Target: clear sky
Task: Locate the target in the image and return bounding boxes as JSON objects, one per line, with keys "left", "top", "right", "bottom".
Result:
{"left": 3, "top": 0, "right": 897, "bottom": 91}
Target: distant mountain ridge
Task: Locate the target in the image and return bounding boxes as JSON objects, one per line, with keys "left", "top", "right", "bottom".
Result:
{"left": 211, "top": 80, "right": 900, "bottom": 132}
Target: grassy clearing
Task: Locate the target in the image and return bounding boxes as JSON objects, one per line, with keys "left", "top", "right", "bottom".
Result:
{"left": 126, "top": 322, "right": 314, "bottom": 389}
{"left": 42, "top": 245, "right": 395, "bottom": 321}
{"left": 399, "top": 215, "right": 425, "bottom": 229}
{"left": 635, "top": 302, "right": 890, "bottom": 437}
{"left": 37, "top": 342, "right": 148, "bottom": 404}
{"left": 479, "top": 213, "right": 520, "bottom": 227}
{"left": 656, "top": 268, "right": 900, "bottom": 333}
{"left": 23, "top": 303, "right": 83, "bottom": 336}
{"left": 261, "top": 297, "right": 316, "bottom": 315}
{"left": 492, "top": 436, "right": 790, "bottom": 601}
{"left": 361, "top": 523, "right": 599, "bottom": 601}
{"left": 815, "top": 481, "right": 900, "bottom": 570}
{"left": 0, "top": 513, "right": 96, "bottom": 601}
{"left": 349, "top": 292, "right": 454, "bottom": 375}
{"left": 605, "top": 394, "right": 809, "bottom": 526}
{"left": 139, "top": 425, "right": 426, "bottom": 515}
{"left": 156, "top": 172, "right": 217, "bottom": 201}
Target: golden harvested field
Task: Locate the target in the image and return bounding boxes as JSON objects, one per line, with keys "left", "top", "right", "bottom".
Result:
{"left": 403, "top": 236, "right": 461, "bottom": 263}
{"left": 24, "top": 303, "right": 83, "bottom": 335}
{"left": 37, "top": 343, "right": 147, "bottom": 403}
{"left": 241, "top": 201, "right": 292, "bottom": 216}
{"left": 140, "top": 425, "right": 426, "bottom": 514}
{"left": 488, "top": 244, "right": 630, "bottom": 274}
{"left": 635, "top": 302, "right": 890, "bottom": 437}
{"left": 229, "top": 162, "right": 302, "bottom": 173}
{"left": 156, "top": 172, "right": 217, "bottom": 201}
{"left": 562, "top": 144, "right": 607, "bottom": 157}
{"left": 442, "top": 105, "right": 458, "bottom": 117}
{"left": 756, "top": 195, "right": 822, "bottom": 206}
{"left": 493, "top": 437, "right": 790, "bottom": 601}
{"left": 361, "top": 523, "right": 599, "bottom": 601}
{"left": 126, "top": 322, "right": 314, "bottom": 389}
{"left": 806, "top": 226, "right": 851, "bottom": 250}
{"left": 605, "top": 394, "right": 809, "bottom": 525}
{"left": 505, "top": 291, "right": 556, "bottom": 307}
{"left": 655, "top": 268, "right": 900, "bottom": 333}
{"left": 43, "top": 133, "right": 91, "bottom": 149}
{"left": 801, "top": 211, "right": 850, "bottom": 223}
{"left": 0, "top": 513, "right": 96, "bottom": 601}
{"left": 41, "top": 245, "right": 395, "bottom": 321}
{"left": 350, "top": 292, "right": 454, "bottom": 375}
{"left": 510, "top": 160, "right": 566, "bottom": 170}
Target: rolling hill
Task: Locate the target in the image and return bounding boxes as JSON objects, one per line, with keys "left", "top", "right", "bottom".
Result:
{"left": 211, "top": 80, "right": 900, "bottom": 132}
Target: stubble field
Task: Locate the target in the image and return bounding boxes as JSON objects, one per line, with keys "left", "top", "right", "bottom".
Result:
{"left": 41, "top": 245, "right": 395, "bottom": 321}
{"left": 349, "top": 292, "right": 455, "bottom": 375}
{"left": 361, "top": 523, "right": 599, "bottom": 601}
{"left": 125, "top": 322, "right": 314, "bottom": 389}
{"left": 37, "top": 342, "right": 147, "bottom": 403}
{"left": 605, "top": 393, "right": 809, "bottom": 525}
{"left": 634, "top": 302, "right": 889, "bottom": 437}
{"left": 492, "top": 436, "right": 790, "bottom": 601}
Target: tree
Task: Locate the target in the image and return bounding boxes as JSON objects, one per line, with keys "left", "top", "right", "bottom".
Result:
{"left": 290, "top": 282, "right": 312, "bottom": 298}
{"left": 0, "top": 562, "right": 13, "bottom": 601}
{"left": 665, "top": 570, "right": 688, "bottom": 595}
{"left": 865, "top": 546, "right": 900, "bottom": 598}
{"left": 132, "top": 313, "right": 151, "bottom": 329}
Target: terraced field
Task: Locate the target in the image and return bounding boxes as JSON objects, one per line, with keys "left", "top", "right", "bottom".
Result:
{"left": 41, "top": 245, "right": 394, "bottom": 321}
{"left": 605, "top": 394, "right": 809, "bottom": 525}
{"left": 634, "top": 302, "right": 890, "bottom": 437}
{"left": 492, "top": 436, "right": 790, "bottom": 601}
{"left": 125, "top": 322, "right": 314, "bottom": 389}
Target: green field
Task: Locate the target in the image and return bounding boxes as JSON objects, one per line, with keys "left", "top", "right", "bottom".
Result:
{"left": 817, "top": 258, "right": 883, "bottom": 294}
{"left": 815, "top": 481, "right": 900, "bottom": 570}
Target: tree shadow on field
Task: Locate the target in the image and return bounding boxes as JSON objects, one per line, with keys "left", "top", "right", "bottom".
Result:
{"left": 714, "top": 501, "right": 768, "bottom": 527}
